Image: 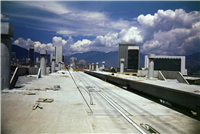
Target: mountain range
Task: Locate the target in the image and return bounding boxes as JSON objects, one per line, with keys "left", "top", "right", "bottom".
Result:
{"left": 12, "top": 44, "right": 199, "bottom": 71}
{"left": 12, "top": 44, "right": 51, "bottom": 62}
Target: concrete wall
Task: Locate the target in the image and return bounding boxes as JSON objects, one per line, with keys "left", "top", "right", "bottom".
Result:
{"left": 137, "top": 70, "right": 158, "bottom": 78}
{"left": 177, "top": 72, "right": 189, "bottom": 84}
{"left": 29, "top": 67, "right": 39, "bottom": 74}
{"left": 158, "top": 71, "right": 166, "bottom": 81}
{"left": 161, "top": 71, "right": 189, "bottom": 84}
{"left": 10, "top": 67, "right": 40, "bottom": 89}
{"left": 84, "top": 70, "right": 200, "bottom": 116}
{"left": 1, "top": 23, "right": 14, "bottom": 90}
{"left": 161, "top": 71, "right": 178, "bottom": 79}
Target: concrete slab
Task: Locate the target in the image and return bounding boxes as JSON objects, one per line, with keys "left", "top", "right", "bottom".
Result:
{"left": 2, "top": 70, "right": 200, "bottom": 134}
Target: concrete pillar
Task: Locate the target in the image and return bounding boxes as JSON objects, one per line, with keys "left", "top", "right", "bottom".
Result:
{"left": 148, "top": 54, "right": 155, "bottom": 79}
{"left": 89, "top": 64, "right": 91, "bottom": 70}
{"left": 1, "top": 23, "right": 14, "bottom": 90}
{"left": 58, "top": 62, "right": 61, "bottom": 70}
{"left": 40, "top": 50, "right": 47, "bottom": 75}
{"left": 96, "top": 62, "right": 99, "bottom": 71}
{"left": 51, "top": 56, "right": 55, "bottom": 73}
{"left": 102, "top": 61, "right": 105, "bottom": 70}
{"left": 92, "top": 63, "right": 94, "bottom": 71}
{"left": 120, "top": 58, "right": 125, "bottom": 75}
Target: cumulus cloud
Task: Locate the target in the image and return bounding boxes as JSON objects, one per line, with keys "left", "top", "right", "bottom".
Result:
{"left": 119, "top": 27, "right": 143, "bottom": 43}
{"left": 141, "top": 22, "right": 200, "bottom": 55}
{"left": 13, "top": 36, "right": 74, "bottom": 55}
{"left": 1, "top": 14, "right": 9, "bottom": 20}
{"left": 12, "top": 8, "right": 200, "bottom": 56}
{"left": 139, "top": 9, "right": 200, "bottom": 55}
{"left": 14, "top": 38, "right": 35, "bottom": 49}
{"left": 138, "top": 9, "right": 199, "bottom": 29}
{"left": 69, "top": 26, "right": 143, "bottom": 53}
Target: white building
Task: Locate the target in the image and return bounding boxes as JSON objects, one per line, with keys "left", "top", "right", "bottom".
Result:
{"left": 144, "top": 55, "right": 187, "bottom": 75}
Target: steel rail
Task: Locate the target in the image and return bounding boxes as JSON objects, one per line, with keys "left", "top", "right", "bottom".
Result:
{"left": 77, "top": 72, "right": 148, "bottom": 134}
{"left": 67, "top": 69, "right": 93, "bottom": 113}
{"left": 72, "top": 72, "right": 94, "bottom": 105}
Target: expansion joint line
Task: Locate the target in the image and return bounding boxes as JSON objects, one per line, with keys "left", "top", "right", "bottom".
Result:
{"left": 67, "top": 70, "right": 93, "bottom": 113}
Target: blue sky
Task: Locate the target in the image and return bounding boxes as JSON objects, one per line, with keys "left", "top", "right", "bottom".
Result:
{"left": 1, "top": 1, "right": 200, "bottom": 56}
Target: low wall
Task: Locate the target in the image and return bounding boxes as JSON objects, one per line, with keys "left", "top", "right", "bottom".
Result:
{"left": 161, "top": 71, "right": 178, "bottom": 79}
{"left": 137, "top": 70, "right": 159, "bottom": 78}
{"left": 158, "top": 71, "right": 166, "bottom": 81}
{"left": 84, "top": 70, "right": 200, "bottom": 118}
{"left": 10, "top": 67, "right": 40, "bottom": 89}
{"left": 161, "top": 71, "right": 189, "bottom": 84}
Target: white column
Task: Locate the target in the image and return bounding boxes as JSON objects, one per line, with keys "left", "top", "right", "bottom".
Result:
{"left": 96, "top": 62, "right": 99, "bottom": 71}
{"left": 40, "top": 50, "right": 47, "bottom": 75}
{"left": 120, "top": 58, "right": 125, "bottom": 74}
{"left": 102, "top": 61, "right": 105, "bottom": 70}
{"left": 92, "top": 63, "right": 94, "bottom": 71}
{"left": 148, "top": 54, "right": 155, "bottom": 79}
{"left": 51, "top": 56, "right": 55, "bottom": 73}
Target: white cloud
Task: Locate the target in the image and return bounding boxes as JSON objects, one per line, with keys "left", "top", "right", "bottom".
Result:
{"left": 1, "top": 14, "right": 9, "bottom": 20}
{"left": 5, "top": 2, "right": 133, "bottom": 37}
{"left": 119, "top": 27, "right": 143, "bottom": 43}
{"left": 56, "top": 30, "right": 78, "bottom": 37}
{"left": 11, "top": 7, "right": 200, "bottom": 56}
{"left": 71, "top": 39, "right": 92, "bottom": 53}
{"left": 141, "top": 25, "right": 200, "bottom": 55}
{"left": 14, "top": 38, "right": 35, "bottom": 49}
{"left": 138, "top": 9, "right": 200, "bottom": 29}
{"left": 138, "top": 9, "right": 200, "bottom": 55}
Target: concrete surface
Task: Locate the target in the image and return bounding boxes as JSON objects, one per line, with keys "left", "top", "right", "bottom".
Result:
{"left": 85, "top": 70, "right": 200, "bottom": 116}
{"left": 2, "top": 70, "right": 200, "bottom": 134}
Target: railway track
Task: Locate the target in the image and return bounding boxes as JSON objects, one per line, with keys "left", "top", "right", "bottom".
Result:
{"left": 70, "top": 70, "right": 151, "bottom": 134}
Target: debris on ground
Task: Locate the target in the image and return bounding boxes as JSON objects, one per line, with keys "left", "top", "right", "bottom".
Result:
{"left": 37, "top": 98, "right": 54, "bottom": 103}
{"left": 54, "top": 85, "right": 61, "bottom": 88}
{"left": 34, "top": 88, "right": 41, "bottom": 91}
{"left": 53, "top": 85, "right": 61, "bottom": 90}
{"left": 59, "top": 75, "right": 69, "bottom": 78}
{"left": 45, "top": 85, "right": 61, "bottom": 91}
{"left": 32, "top": 103, "right": 43, "bottom": 110}
{"left": 24, "top": 92, "right": 36, "bottom": 95}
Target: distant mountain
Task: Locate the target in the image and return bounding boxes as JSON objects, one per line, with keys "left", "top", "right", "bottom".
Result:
{"left": 12, "top": 44, "right": 50, "bottom": 62}
{"left": 186, "top": 52, "right": 200, "bottom": 67}
{"left": 12, "top": 44, "right": 200, "bottom": 70}
{"left": 186, "top": 52, "right": 200, "bottom": 72}
{"left": 65, "top": 51, "right": 146, "bottom": 68}
{"left": 65, "top": 51, "right": 118, "bottom": 67}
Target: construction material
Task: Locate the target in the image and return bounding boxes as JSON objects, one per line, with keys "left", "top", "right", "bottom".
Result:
{"left": 24, "top": 92, "right": 36, "bottom": 95}
{"left": 37, "top": 98, "right": 54, "bottom": 103}
{"left": 32, "top": 103, "right": 43, "bottom": 110}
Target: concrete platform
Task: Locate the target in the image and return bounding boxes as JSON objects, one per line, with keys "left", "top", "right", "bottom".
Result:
{"left": 1, "top": 70, "right": 200, "bottom": 134}
{"left": 85, "top": 70, "right": 200, "bottom": 116}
